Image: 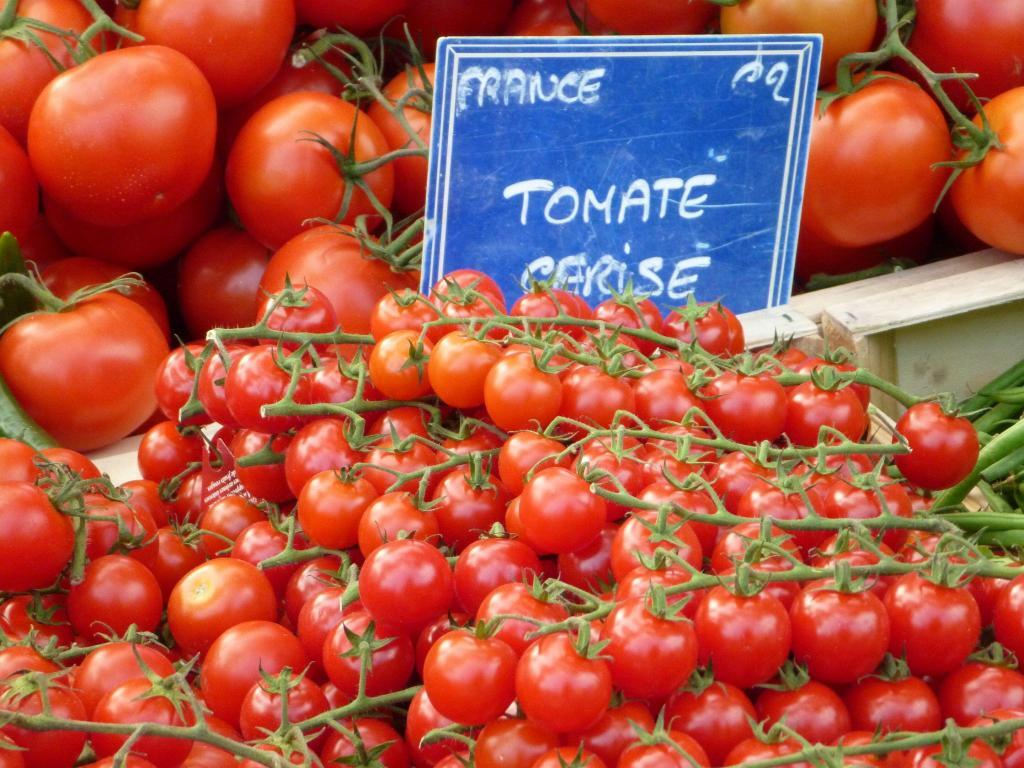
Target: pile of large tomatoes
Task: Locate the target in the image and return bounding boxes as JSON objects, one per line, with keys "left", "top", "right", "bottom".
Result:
{"left": 0, "top": 269, "right": 1021, "bottom": 768}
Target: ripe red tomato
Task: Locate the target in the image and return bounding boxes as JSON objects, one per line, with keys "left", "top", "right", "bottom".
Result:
{"left": 0, "top": 681, "right": 86, "bottom": 768}
{"left": 359, "top": 539, "right": 453, "bottom": 633}
{"left": 320, "top": 717, "right": 411, "bottom": 768}
{"left": 297, "top": 470, "right": 376, "bottom": 550}
{"left": 695, "top": 586, "right": 792, "bottom": 689}
{"left": 484, "top": 352, "right": 563, "bottom": 432}
{"left": 28, "top": 46, "right": 216, "bottom": 226}
{"left": 611, "top": 508, "right": 703, "bottom": 580}
{"left": 260, "top": 225, "right": 416, "bottom": 335}
{"left": 885, "top": 572, "right": 981, "bottom": 677}
{"left": 403, "top": 0, "right": 514, "bottom": 57}
{"left": 665, "top": 683, "right": 758, "bottom": 766}
{"left": 518, "top": 467, "right": 606, "bottom": 554}
{"left": 897, "top": 741, "right": 1004, "bottom": 768}
{"left": 430, "top": 467, "right": 509, "bottom": 551}
{"left": 894, "top": 402, "right": 979, "bottom": 490}
{"left": 92, "top": 678, "right": 193, "bottom": 768}
{"left": 368, "top": 64, "right": 433, "bottom": 216}
{"left": 75, "top": 642, "right": 176, "bottom": 716}
{"left": 476, "top": 582, "right": 568, "bottom": 656}
{"left": 560, "top": 366, "right": 636, "bottom": 429}
{"left": 784, "top": 381, "right": 867, "bottom": 446}
{"left": 586, "top": 0, "right": 715, "bottom": 33}
{"left": 531, "top": 748, "right": 607, "bottom": 768}
{"left": 700, "top": 372, "right": 788, "bottom": 444}
{"left": 845, "top": 674, "right": 942, "bottom": 733}
{"left": 909, "top": 0, "right": 1024, "bottom": 109}
{"left": 178, "top": 226, "right": 271, "bottom": 338}
{"left": 475, "top": 717, "right": 559, "bottom": 768}
{"left": 167, "top": 558, "right": 278, "bottom": 656}
{"left": 0, "top": 293, "right": 168, "bottom": 450}
{"left": 199, "top": 620, "right": 308, "bottom": 726}
{"left": 323, "top": 609, "right": 414, "bottom": 697}
{"left": 357, "top": 487, "right": 439, "bottom": 554}
{"left": 619, "top": 733, "right": 710, "bottom": 768}
{"left": 428, "top": 331, "right": 502, "bottom": 409}
{"left": 227, "top": 94, "right": 393, "bottom": 249}
{"left": 239, "top": 673, "right": 328, "bottom": 743}
{"left": 231, "top": 520, "right": 307, "bottom": 598}
{"left": 0, "top": 0, "right": 92, "bottom": 145}
{"left": 756, "top": 681, "right": 851, "bottom": 745}
{"left": 368, "top": 329, "right": 434, "bottom": 400}
{"left": 633, "top": 367, "right": 702, "bottom": 425}
{"left": 802, "top": 74, "right": 950, "bottom": 249}
{"left": 224, "top": 346, "right": 309, "bottom": 433}
{"left": 939, "top": 662, "right": 1024, "bottom": 725}
{"left": 231, "top": 430, "right": 294, "bottom": 503}
{"left": 136, "top": 0, "right": 294, "bottom": 108}
{"left": 284, "top": 555, "right": 344, "bottom": 624}
{"left": 198, "top": 495, "right": 265, "bottom": 557}
{"left": 497, "top": 431, "right": 567, "bottom": 496}
{"left": 0, "top": 124, "right": 37, "bottom": 239}
{"left": 515, "top": 632, "right": 613, "bottom": 733}
{"left": 721, "top": 0, "right": 876, "bottom": 84}
{"left": 0, "top": 482, "right": 73, "bottom": 591}
{"left": 994, "top": 576, "right": 1024, "bottom": 662}
{"left": 67, "top": 555, "right": 163, "bottom": 641}
{"left": 453, "top": 538, "right": 542, "bottom": 616}
{"left": 423, "top": 630, "right": 518, "bottom": 725}
{"left": 296, "top": 0, "right": 409, "bottom": 34}
{"left": 285, "top": 419, "right": 361, "bottom": 498}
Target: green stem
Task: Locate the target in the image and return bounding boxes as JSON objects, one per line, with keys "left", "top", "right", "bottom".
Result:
{"left": 960, "top": 359, "right": 1024, "bottom": 415}
{"left": 0, "top": 0, "right": 17, "bottom": 29}
{"left": 975, "top": 403, "right": 1024, "bottom": 437}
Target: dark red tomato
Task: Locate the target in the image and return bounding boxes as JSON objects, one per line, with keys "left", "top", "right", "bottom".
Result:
{"left": 615, "top": 566, "right": 703, "bottom": 619}
{"left": 603, "top": 596, "right": 698, "bottom": 700}
{"left": 633, "top": 367, "right": 702, "bottom": 425}
{"left": 885, "top": 572, "right": 981, "bottom": 678}
{"left": 167, "top": 558, "right": 278, "bottom": 656}
{"left": 0, "top": 124, "right": 37, "bottom": 239}
{"left": 285, "top": 419, "right": 361, "bottom": 499}
{"left": 618, "top": 733, "right": 710, "bottom": 768}
{"left": 0, "top": 681, "right": 86, "bottom": 768}
{"left": 228, "top": 95, "right": 393, "bottom": 249}
{"left": 559, "top": 366, "right": 636, "bottom": 430}
{"left": 476, "top": 582, "right": 568, "bottom": 656}
{"left": 430, "top": 468, "right": 508, "bottom": 552}
{"left": 231, "top": 430, "right": 294, "bottom": 503}
{"left": 909, "top": 0, "right": 1024, "bottom": 109}
{"left": 894, "top": 402, "right": 979, "bottom": 490}
{"left": 790, "top": 581, "right": 889, "bottom": 684}
{"left": 137, "top": 421, "right": 203, "bottom": 482}
{"left": 475, "top": 717, "right": 558, "bottom": 768}
{"left": 130, "top": 527, "right": 203, "bottom": 599}
{"left": 75, "top": 642, "right": 175, "bottom": 716}
{"left": 736, "top": 480, "right": 829, "bottom": 555}
{"left": 695, "top": 586, "right": 792, "bottom": 689}
{"left": 122, "top": 478, "right": 171, "bottom": 529}
{"left": 710, "top": 451, "right": 774, "bottom": 513}
{"left": 428, "top": 331, "right": 502, "bottom": 409}
{"left": 357, "top": 489, "right": 440, "bottom": 556}
{"left": 239, "top": 673, "right": 328, "bottom": 743}
{"left": 792, "top": 357, "right": 871, "bottom": 408}
{"left": 0, "top": 482, "right": 74, "bottom": 592}
{"left": 519, "top": 468, "right": 606, "bottom": 555}
{"left": 200, "top": 620, "right": 308, "bottom": 727}
{"left": 970, "top": 710, "right": 1024, "bottom": 768}
{"left": 531, "top": 748, "right": 607, "bottom": 768}
{"left": 784, "top": 381, "right": 867, "bottom": 446}
{"left": 515, "top": 632, "right": 612, "bottom": 734}
{"left": 296, "top": 586, "right": 348, "bottom": 668}
{"left": 951, "top": 87, "right": 1024, "bottom": 254}
{"left": 179, "top": 226, "right": 271, "bottom": 338}
{"left": 323, "top": 609, "right": 413, "bottom": 697}
{"left": 405, "top": 688, "right": 468, "bottom": 767}
{"left": 297, "top": 0, "right": 408, "bottom": 34}
{"left": 283, "top": 555, "right": 344, "bottom": 625}
{"left": 320, "top": 717, "right": 411, "bottom": 768}
{"left": 198, "top": 494, "right": 266, "bottom": 558}
{"left": 821, "top": 479, "right": 914, "bottom": 550}
{"left": 897, "top": 740, "right": 1004, "bottom": 768}
{"left": 586, "top": 0, "right": 715, "bottom": 33}
{"left": 225, "top": 346, "right": 309, "bottom": 433}
{"left": 700, "top": 372, "right": 788, "bottom": 444}
{"left": 154, "top": 344, "right": 206, "bottom": 426}
{"left": 257, "top": 284, "right": 337, "bottom": 345}
{"left": 939, "top": 662, "right": 1024, "bottom": 725}
{"left": 453, "top": 538, "right": 542, "bottom": 616}
{"left": 497, "top": 431, "right": 568, "bottom": 496}
{"left": 260, "top": 225, "right": 417, "bottom": 336}
{"left": 724, "top": 739, "right": 812, "bottom": 768}
{"left": 298, "top": 470, "right": 376, "bottom": 551}
{"left": 403, "top": 0, "right": 514, "bottom": 59}
{"left": 28, "top": 46, "right": 216, "bottom": 226}
{"left": 0, "top": 293, "right": 169, "bottom": 451}
{"left": 423, "top": 630, "right": 517, "bottom": 725}
{"left": 14, "top": 214, "right": 69, "bottom": 271}
{"left": 170, "top": 470, "right": 204, "bottom": 525}
{"left": 484, "top": 352, "right": 563, "bottom": 433}
{"left": 557, "top": 525, "right": 615, "bottom": 592}
{"left": 801, "top": 74, "right": 950, "bottom": 249}
{"left": 359, "top": 539, "right": 453, "bottom": 634}
{"left": 593, "top": 296, "right": 663, "bottom": 354}
{"left": 367, "top": 64, "right": 433, "bottom": 216}
{"left": 665, "top": 683, "right": 756, "bottom": 768}
{"left": 0, "top": 594, "right": 71, "bottom": 649}
{"left": 969, "top": 575, "right": 1009, "bottom": 628}
{"left": 756, "top": 681, "right": 851, "bottom": 745}
{"left": 611, "top": 508, "right": 703, "bottom": 581}
{"left": 92, "top": 677, "right": 193, "bottom": 768}
{"left": 577, "top": 445, "right": 645, "bottom": 523}
{"left": 995, "top": 576, "right": 1024, "bottom": 662}
{"left": 196, "top": 346, "right": 245, "bottom": 427}
{"left": 415, "top": 612, "right": 470, "bottom": 678}
{"left": 136, "top": 0, "right": 294, "bottom": 108}
{"left": 42, "top": 162, "right": 222, "bottom": 271}
{"left": 563, "top": 701, "right": 655, "bottom": 768}
{"left": 661, "top": 302, "right": 734, "bottom": 355}
{"left": 67, "top": 555, "right": 162, "bottom": 641}
{"left": 232, "top": 520, "right": 307, "bottom": 598}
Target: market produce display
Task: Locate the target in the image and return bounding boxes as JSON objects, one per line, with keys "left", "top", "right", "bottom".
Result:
{"left": 1, "top": 0, "right": 1024, "bottom": 767}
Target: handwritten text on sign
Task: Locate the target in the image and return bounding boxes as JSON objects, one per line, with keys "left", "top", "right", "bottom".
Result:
{"left": 422, "top": 37, "right": 822, "bottom": 314}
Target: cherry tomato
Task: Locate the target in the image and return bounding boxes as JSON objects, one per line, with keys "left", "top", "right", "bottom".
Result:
{"left": 0, "top": 680, "right": 86, "bottom": 768}
{"left": 0, "top": 482, "right": 73, "bottom": 592}
{"left": 92, "top": 678, "right": 193, "bottom": 768}
{"left": 239, "top": 673, "right": 328, "bottom": 743}
{"left": 423, "top": 630, "right": 517, "bottom": 725}
{"left": 484, "top": 352, "right": 563, "bottom": 432}
{"left": 845, "top": 674, "right": 941, "bottom": 733}
{"left": 665, "top": 683, "right": 758, "bottom": 766}
{"left": 894, "top": 402, "right": 979, "bottom": 490}
{"left": 586, "top": 0, "right": 715, "bottom": 34}
{"left": 475, "top": 717, "right": 558, "bottom": 768}
{"left": 784, "top": 381, "right": 867, "bottom": 446}
{"left": 939, "top": 662, "right": 1024, "bottom": 725}
{"left": 476, "top": 582, "right": 568, "bottom": 656}
{"left": 75, "top": 642, "right": 175, "bottom": 716}
{"left": 67, "top": 555, "right": 163, "bottom": 641}
{"left": 357, "top": 490, "right": 440, "bottom": 556}
{"left": 756, "top": 681, "right": 851, "bottom": 745}
{"left": 323, "top": 610, "right": 413, "bottom": 697}
{"left": 700, "top": 372, "right": 788, "bottom": 444}
{"left": 518, "top": 467, "right": 606, "bottom": 554}
{"left": 359, "top": 539, "right": 453, "bottom": 634}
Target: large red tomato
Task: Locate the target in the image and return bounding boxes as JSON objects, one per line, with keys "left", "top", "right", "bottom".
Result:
{"left": 135, "top": 0, "right": 295, "bottom": 108}
{"left": 402, "top": 0, "right": 514, "bottom": 58}
{"left": 801, "top": 74, "right": 950, "bottom": 248}
{"left": 227, "top": 93, "right": 394, "bottom": 249}
{"left": 909, "top": 0, "right": 1024, "bottom": 110}
{"left": 27, "top": 46, "right": 217, "bottom": 227}
{"left": 259, "top": 225, "right": 417, "bottom": 335}
{"left": 586, "top": 0, "right": 715, "bottom": 33}
{"left": 0, "top": 0, "right": 92, "bottom": 144}
{"left": 0, "top": 124, "right": 37, "bottom": 238}
{"left": 0, "top": 293, "right": 169, "bottom": 450}
{"left": 950, "top": 87, "right": 1024, "bottom": 254}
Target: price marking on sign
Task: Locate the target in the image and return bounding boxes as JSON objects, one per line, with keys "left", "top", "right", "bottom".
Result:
{"left": 421, "top": 35, "right": 822, "bottom": 314}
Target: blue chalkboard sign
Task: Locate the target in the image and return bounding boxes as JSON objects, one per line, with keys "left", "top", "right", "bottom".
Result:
{"left": 420, "top": 36, "right": 822, "bottom": 315}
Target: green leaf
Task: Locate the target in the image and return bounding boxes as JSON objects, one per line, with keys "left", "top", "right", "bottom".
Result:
{"left": 0, "top": 232, "right": 37, "bottom": 329}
